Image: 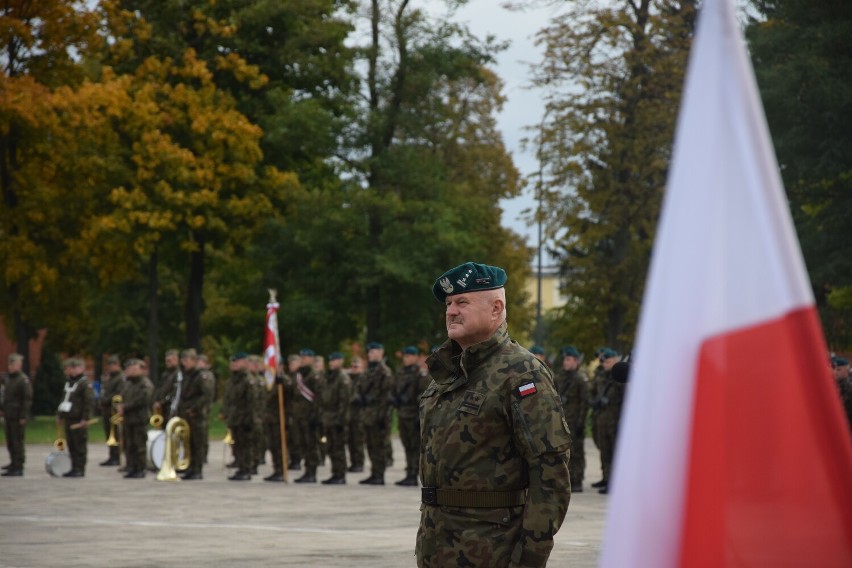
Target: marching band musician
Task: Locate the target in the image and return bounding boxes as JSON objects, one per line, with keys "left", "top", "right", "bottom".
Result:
{"left": 222, "top": 353, "right": 256, "bottom": 481}
{"left": 1, "top": 353, "right": 32, "bottom": 477}
{"left": 57, "top": 358, "right": 94, "bottom": 478}
{"left": 99, "top": 355, "right": 125, "bottom": 467}
{"left": 176, "top": 349, "right": 213, "bottom": 480}
{"left": 119, "top": 359, "right": 153, "bottom": 478}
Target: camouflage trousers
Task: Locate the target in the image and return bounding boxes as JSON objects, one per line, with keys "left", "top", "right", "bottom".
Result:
{"left": 265, "top": 420, "right": 284, "bottom": 474}
{"left": 397, "top": 411, "right": 420, "bottom": 477}
{"left": 294, "top": 420, "right": 320, "bottom": 475}
{"left": 363, "top": 415, "right": 390, "bottom": 477}
{"left": 324, "top": 423, "right": 348, "bottom": 478}
{"left": 347, "top": 408, "right": 365, "bottom": 468}
{"left": 231, "top": 424, "right": 253, "bottom": 473}
{"left": 286, "top": 410, "right": 300, "bottom": 466}
{"left": 416, "top": 504, "right": 524, "bottom": 567}
{"left": 597, "top": 417, "right": 618, "bottom": 483}
{"left": 568, "top": 430, "right": 585, "bottom": 488}
{"left": 253, "top": 418, "right": 265, "bottom": 466}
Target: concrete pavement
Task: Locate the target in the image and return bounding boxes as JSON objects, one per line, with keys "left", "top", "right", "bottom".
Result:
{"left": 0, "top": 438, "right": 608, "bottom": 567}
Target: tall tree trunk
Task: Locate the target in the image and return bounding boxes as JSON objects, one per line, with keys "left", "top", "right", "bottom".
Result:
{"left": 147, "top": 247, "right": 159, "bottom": 381}
{"left": 185, "top": 232, "right": 205, "bottom": 349}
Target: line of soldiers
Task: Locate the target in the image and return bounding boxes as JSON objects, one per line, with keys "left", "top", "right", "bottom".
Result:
{"left": 220, "top": 342, "right": 429, "bottom": 486}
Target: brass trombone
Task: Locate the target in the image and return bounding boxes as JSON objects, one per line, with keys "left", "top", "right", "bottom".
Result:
{"left": 155, "top": 416, "right": 191, "bottom": 482}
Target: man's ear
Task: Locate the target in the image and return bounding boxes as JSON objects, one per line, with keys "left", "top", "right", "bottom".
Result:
{"left": 492, "top": 298, "right": 505, "bottom": 320}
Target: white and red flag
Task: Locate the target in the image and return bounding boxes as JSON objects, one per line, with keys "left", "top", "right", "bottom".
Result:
{"left": 264, "top": 290, "right": 281, "bottom": 389}
{"left": 600, "top": 0, "right": 852, "bottom": 566}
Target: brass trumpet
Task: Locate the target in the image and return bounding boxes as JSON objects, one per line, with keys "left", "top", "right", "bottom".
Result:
{"left": 149, "top": 413, "right": 164, "bottom": 429}
{"left": 222, "top": 428, "right": 234, "bottom": 445}
{"left": 156, "top": 416, "right": 191, "bottom": 482}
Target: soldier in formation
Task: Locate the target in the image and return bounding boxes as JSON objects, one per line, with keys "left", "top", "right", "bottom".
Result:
{"left": 591, "top": 348, "right": 625, "bottom": 494}
{"left": 176, "top": 349, "right": 213, "bottom": 480}
{"left": 346, "top": 356, "right": 366, "bottom": 473}
{"left": 99, "top": 355, "right": 125, "bottom": 467}
{"left": 57, "top": 358, "right": 95, "bottom": 478}
{"left": 119, "top": 358, "right": 153, "bottom": 478}
{"left": 292, "top": 349, "right": 322, "bottom": 483}
{"left": 555, "top": 345, "right": 590, "bottom": 493}
{"left": 222, "top": 353, "right": 256, "bottom": 481}
{"left": 1, "top": 353, "right": 32, "bottom": 477}
{"left": 358, "top": 342, "right": 394, "bottom": 485}
{"left": 392, "top": 346, "right": 429, "bottom": 486}
{"left": 417, "top": 261, "right": 571, "bottom": 567}
{"left": 263, "top": 359, "right": 288, "bottom": 482}
{"left": 318, "top": 352, "right": 351, "bottom": 484}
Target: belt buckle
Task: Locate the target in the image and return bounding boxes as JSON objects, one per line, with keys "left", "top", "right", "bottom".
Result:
{"left": 421, "top": 487, "right": 438, "bottom": 506}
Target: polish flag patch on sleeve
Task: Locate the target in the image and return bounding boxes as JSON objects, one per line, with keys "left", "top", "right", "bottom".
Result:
{"left": 518, "top": 382, "right": 537, "bottom": 397}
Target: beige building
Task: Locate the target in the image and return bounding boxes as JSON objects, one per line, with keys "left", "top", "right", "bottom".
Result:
{"left": 524, "top": 266, "right": 567, "bottom": 314}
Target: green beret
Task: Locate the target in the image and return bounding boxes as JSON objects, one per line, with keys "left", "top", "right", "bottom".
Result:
{"left": 833, "top": 356, "right": 849, "bottom": 367}
{"left": 328, "top": 351, "right": 345, "bottom": 361}
{"left": 562, "top": 345, "right": 581, "bottom": 358}
{"left": 529, "top": 345, "right": 545, "bottom": 355}
{"left": 600, "top": 347, "right": 619, "bottom": 359}
{"left": 402, "top": 346, "right": 419, "bottom": 355}
{"left": 299, "top": 348, "right": 315, "bottom": 357}
{"left": 432, "top": 261, "right": 507, "bottom": 303}
{"left": 366, "top": 342, "right": 383, "bottom": 351}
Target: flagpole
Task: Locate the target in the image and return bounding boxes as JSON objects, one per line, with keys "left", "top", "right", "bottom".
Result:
{"left": 265, "top": 289, "right": 288, "bottom": 483}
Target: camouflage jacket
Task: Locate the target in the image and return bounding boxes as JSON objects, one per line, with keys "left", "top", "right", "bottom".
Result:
{"left": 58, "top": 375, "right": 94, "bottom": 423}
{"left": 250, "top": 372, "right": 267, "bottom": 423}
{"left": 595, "top": 373, "right": 625, "bottom": 427}
{"left": 359, "top": 361, "right": 394, "bottom": 424}
{"left": 319, "top": 368, "right": 352, "bottom": 428}
{"left": 417, "top": 323, "right": 571, "bottom": 567}
{"left": 154, "top": 366, "right": 180, "bottom": 408}
{"left": 224, "top": 371, "right": 255, "bottom": 428}
{"left": 122, "top": 375, "right": 153, "bottom": 427}
{"left": 393, "top": 364, "right": 430, "bottom": 419}
{"left": 178, "top": 367, "right": 213, "bottom": 421}
{"left": 2, "top": 371, "right": 32, "bottom": 420}
{"left": 100, "top": 371, "right": 126, "bottom": 413}
{"left": 554, "top": 368, "right": 590, "bottom": 433}
{"left": 290, "top": 366, "right": 321, "bottom": 422}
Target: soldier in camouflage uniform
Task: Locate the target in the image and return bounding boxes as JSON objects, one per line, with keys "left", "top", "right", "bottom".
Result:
{"left": 592, "top": 348, "right": 625, "bottom": 494}
{"left": 118, "top": 359, "right": 153, "bottom": 478}
{"left": 223, "top": 353, "right": 256, "bottom": 481}
{"left": 99, "top": 355, "right": 125, "bottom": 466}
{"left": 197, "top": 354, "right": 216, "bottom": 464}
{"left": 1, "top": 353, "right": 32, "bottom": 476}
{"left": 358, "top": 342, "right": 394, "bottom": 485}
{"left": 554, "top": 346, "right": 590, "bottom": 492}
{"left": 292, "top": 349, "right": 322, "bottom": 483}
{"left": 587, "top": 349, "right": 607, "bottom": 488}
{"left": 417, "top": 262, "right": 571, "bottom": 568}
{"left": 347, "top": 356, "right": 366, "bottom": 472}
{"left": 832, "top": 356, "right": 852, "bottom": 430}
{"left": 284, "top": 355, "right": 302, "bottom": 471}
{"left": 319, "top": 352, "right": 352, "bottom": 484}
{"left": 393, "top": 346, "right": 429, "bottom": 486}
{"left": 248, "top": 355, "right": 267, "bottom": 471}
{"left": 57, "top": 358, "right": 95, "bottom": 477}
{"left": 263, "top": 360, "right": 289, "bottom": 482}
{"left": 176, "top": 349, "right": 213, "bottom": 480}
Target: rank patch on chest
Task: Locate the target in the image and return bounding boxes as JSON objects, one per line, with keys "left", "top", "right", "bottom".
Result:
{"left": 518, "top": 382, "right": 537, "bottom": 397}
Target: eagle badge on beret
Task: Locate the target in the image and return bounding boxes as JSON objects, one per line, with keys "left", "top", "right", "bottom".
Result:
{"left": 440, "top": 277, "right": 454, "bottom": 295}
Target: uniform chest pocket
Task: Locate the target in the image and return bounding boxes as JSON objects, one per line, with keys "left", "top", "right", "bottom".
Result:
{"left": 458, "top": 390, "right": 485, "bottom": 416}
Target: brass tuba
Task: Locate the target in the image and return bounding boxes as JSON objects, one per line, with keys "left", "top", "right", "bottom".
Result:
{"left": 106, "top": 395, "right": 123, "bottom": 447}
{"left": 155, "top": 416, "right": 191, "bottom": 481}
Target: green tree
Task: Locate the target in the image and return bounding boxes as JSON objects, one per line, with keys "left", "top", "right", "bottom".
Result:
{"left": 747, "top": 0, "right": 852, "bottom": 349}
{"left": 0, "top": 0, "right": 101, "bottom": 365}
{"left": 527, "top": 0, "right": 696, "bottom": 352}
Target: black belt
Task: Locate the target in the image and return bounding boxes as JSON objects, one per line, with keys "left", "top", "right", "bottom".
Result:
{"left": 421, "top": 487, "right": 526, "bottom": 508}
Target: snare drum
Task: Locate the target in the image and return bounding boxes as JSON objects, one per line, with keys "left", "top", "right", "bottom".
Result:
{"left": 45, "top": 451, "right": 72, "bottom": 477}
{"left": 147, "top": 430, "right": 166, "bottom": 471}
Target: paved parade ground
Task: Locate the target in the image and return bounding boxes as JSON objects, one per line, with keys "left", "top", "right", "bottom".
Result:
{"left": 0, "top": 438, "right": 608, "bottom": 567}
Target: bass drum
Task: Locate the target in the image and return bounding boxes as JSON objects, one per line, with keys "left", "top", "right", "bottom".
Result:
{"left": 147, "top": 430, "right": 166, "bottom": 471}
{"left": 45, "top": 451, "right": 73, "bottom": 477}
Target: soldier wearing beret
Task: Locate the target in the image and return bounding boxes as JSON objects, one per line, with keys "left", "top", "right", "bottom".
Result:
{"left": 284, "top": 354, "right": 302, "bottom": 471}
{"left": 319, "top": 352, "right": 352, "bottom": 484}
{"left": 119, "top": 359, "right": 153, "bottom": 478}
{"left": 248, "top": 355, "right": 267, "bottom": 472}
{"left": 346, "top": 356, "right": 367, "bottom": 473}
{"left": 223, "top": 353, "right": 256, "bottom": 481}
{"left": 358, "top": 342, "right": 394, "bottom": 485}
{"left": 1, "top": 354, "right": 32, "bottom": 476}
{"left": 555, "top": 346, "right": 590, "bottom": 492}
{"left": 293, "top": 349, "right": 323, "bottom": 483}
{"left": 57, "top": 358, "right": 95, "bottom": 477}
{"left": 393, "top": 346, "right": 429, "bottom": 486}
{"left": 417, "top": 262, "right": 572, "bottom": 567}
{"left": 592, "top": 348, "right": 625, "bottom": 494}
{"left": 832, "top": 356, "right": 852, "bottom": 430}
{"left": 99, "top": 355, "right": 125, "bottom": 467}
